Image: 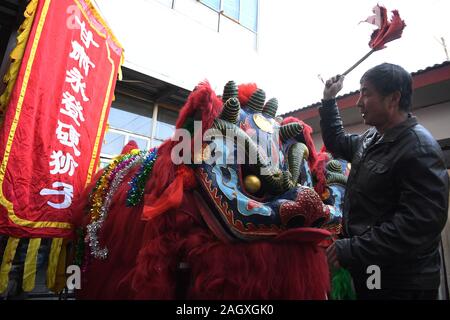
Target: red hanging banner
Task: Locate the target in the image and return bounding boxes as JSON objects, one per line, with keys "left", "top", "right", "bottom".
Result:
{"left": 0, "top": 0, "right": 123, "bottom": 238}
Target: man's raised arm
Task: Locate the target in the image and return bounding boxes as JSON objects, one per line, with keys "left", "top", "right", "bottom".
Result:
{"left": 319, "top": 75, "right": 361, "bottom": 162}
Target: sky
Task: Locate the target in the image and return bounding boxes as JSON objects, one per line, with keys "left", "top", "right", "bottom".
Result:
{"left": 93, "top": 0, "right": 450, "bottom": 115}
{"left": 257, "top": 0, "right": 450, "bottom": 114}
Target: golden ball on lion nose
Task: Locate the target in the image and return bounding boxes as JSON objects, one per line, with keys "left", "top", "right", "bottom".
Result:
{"left": 244, "top": 175, "right": 261, "bottom": 194}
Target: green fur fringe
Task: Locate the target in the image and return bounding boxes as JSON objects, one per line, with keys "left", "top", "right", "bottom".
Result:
{"left": 331, "top": 268, "right": 356, "bottom": 300}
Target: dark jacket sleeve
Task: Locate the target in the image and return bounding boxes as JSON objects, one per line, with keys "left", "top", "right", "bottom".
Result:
{"left": 335, "top": 144, "right": 449, "bottom": 267}
{"left": 319, "top": 99, "right": 362, "bottom": 162}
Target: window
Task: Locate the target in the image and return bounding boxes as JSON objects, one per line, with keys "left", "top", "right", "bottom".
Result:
{"left": 154, "top": 107, "right": 178, "bottom": 145}
{"left": 102, "top": 130, "right": 126, "bottom": 156}
{"left": 108, "top": 99, "right": 153, "bottom": 137}
{"left": 100, "top": 95, "right": 153, "bottom": 165}
{"left": 199, "top": 0, "right": 258, "bottom": 32}
{"left": 99, "top": 98, "right": 180, "bottom": 168}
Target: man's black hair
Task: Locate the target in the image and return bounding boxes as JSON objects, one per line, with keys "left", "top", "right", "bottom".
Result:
{"left": 360, "top": 63, "right": 413, "bottom": 112}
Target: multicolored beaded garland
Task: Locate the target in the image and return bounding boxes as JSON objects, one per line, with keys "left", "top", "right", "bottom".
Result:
{"left": 127, "top": 149, "right": 158, "bottom": 207}
{"left": 77, "top": 148, "right": 158, "bottom": 262}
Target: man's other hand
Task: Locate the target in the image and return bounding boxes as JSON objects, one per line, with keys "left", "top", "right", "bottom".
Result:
{"left": 326, "top": 242, "right": 341, "bottom": 270}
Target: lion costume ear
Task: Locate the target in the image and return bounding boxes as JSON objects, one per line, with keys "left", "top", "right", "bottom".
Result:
{"left": 141, "top": 81, "right": 222, "bottom": 220}
{"left": 175, "top": 81, "right": 223, "bottom": 135}
{"left": 281, "top": 117, "right": 318, "bottom": 168}
{"left": 120, "top": 140, "right": 139, "bottom": 154}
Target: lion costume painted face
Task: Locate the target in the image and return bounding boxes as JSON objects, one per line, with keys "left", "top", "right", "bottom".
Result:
{"left": 192, "top": 81, "right": 330, "bottom": 241}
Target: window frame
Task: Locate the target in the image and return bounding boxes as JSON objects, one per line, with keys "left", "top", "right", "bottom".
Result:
{"left": 198, "top": 0, "right": 258, "bottom": 33}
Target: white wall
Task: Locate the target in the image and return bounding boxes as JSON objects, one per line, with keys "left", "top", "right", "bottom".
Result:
{"left": 94, "top": 0, "right": 261, "bottom": 93}
{"left": 414, "top": 102, "right": 450, "bottom": 141}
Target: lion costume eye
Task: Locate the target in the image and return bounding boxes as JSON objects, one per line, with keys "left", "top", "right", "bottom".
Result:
{"left": 244, "top": 175, "right": 261, "bottom": 194}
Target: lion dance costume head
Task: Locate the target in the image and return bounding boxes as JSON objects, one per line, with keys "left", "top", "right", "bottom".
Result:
{"left": 73, "top": 81, "right": 348, "bottom": 299}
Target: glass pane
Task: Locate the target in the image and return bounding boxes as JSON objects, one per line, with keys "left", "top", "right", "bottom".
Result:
{"left": 108, "top": 108, "right": 152, "bottom": 137}
{"left": 101, "top": 131, "right": 125, "bottom": 156}
{"left": 151, "top": 139, "right": 163, "bottom": 148}
{"left": 156, "top": 108, "right": 178, "bottom": 140}
{"left": 156, "top": 123, "right": 176, "bottom": 140}
{"left": 223, "top": 0, "right": 239, "bottom": 20}
{"left": 200, "top": 0, "right": 220, "bottom": 11}
{"left": 109, "top": 95, "right": 153, "bottom": 136}
{"left": 240, "top": 0, "right": 258, "bottom": 31}
{"left": 131, "top": 137, "right": 150, "bottom": 150}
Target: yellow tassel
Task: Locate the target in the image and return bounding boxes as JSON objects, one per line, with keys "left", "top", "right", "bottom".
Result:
{"left": 22, "top": 238, "right": 41, "bottom": 292}
{"left": 0, "top": 237, "right": 20, "bottom": 294}
{"left": 46, "top": 238, "right": 63, "bottom": 290}
{"left": 102, "top": 122, "right": 110, "bottom": 145}
{"left": 52, "top": 240, "right": 68, "bottom": 294}
{"left": 0, "top": 0, "right": 38, "bottom": 115}
{"left": 117, "top": 53, "right": 124, "bottom": 81}
{"left": 118, "top": 66, "right": 123, "bottom": 81}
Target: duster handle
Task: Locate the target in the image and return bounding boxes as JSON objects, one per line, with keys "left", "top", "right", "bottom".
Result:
{"left": 342, "top": 49, "right": 376, "bottom": 76}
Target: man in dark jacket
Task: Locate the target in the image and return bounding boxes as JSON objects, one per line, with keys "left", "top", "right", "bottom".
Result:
{"left": 321, "top": 63, "right": 449, "bottom": 299}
